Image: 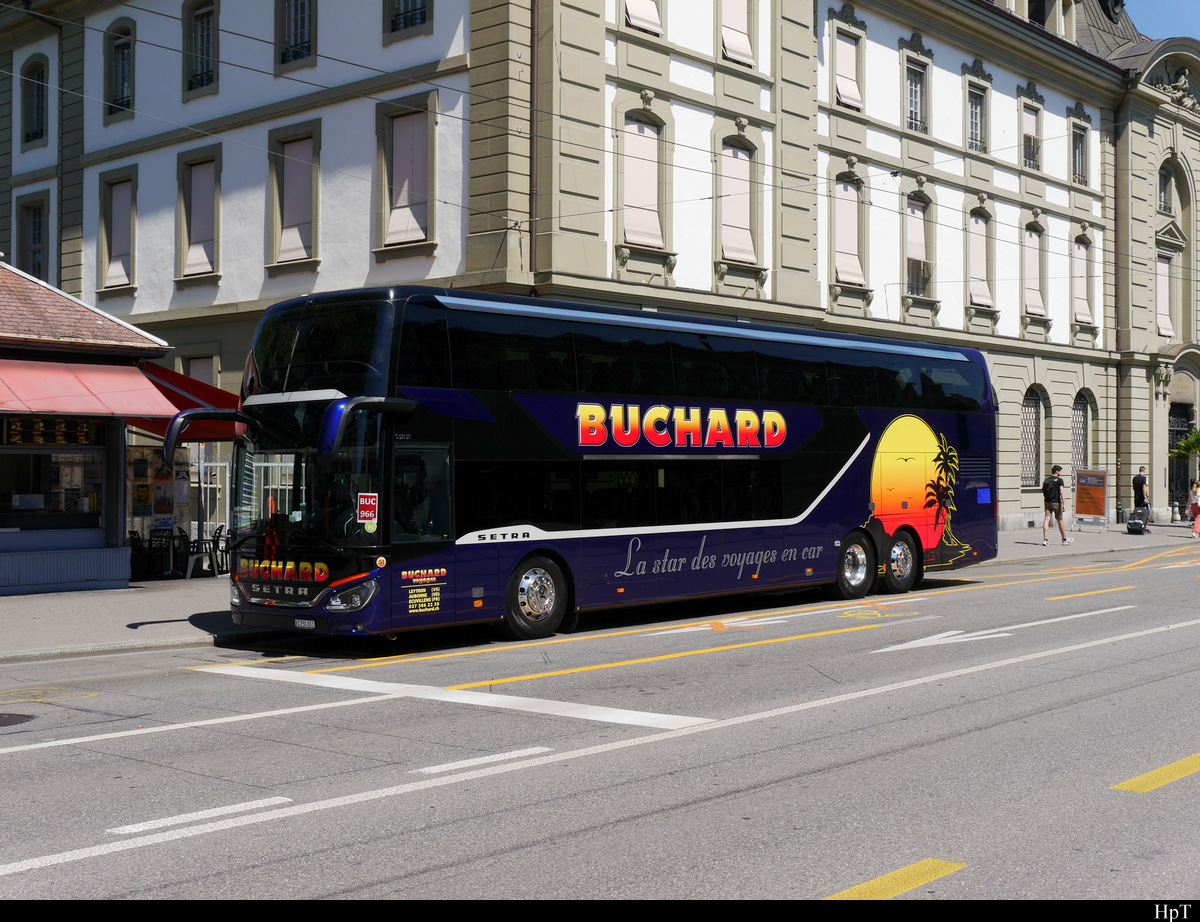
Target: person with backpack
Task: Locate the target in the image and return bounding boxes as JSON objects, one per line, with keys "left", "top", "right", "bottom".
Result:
{"left": 1042, "top": 464, "right": 1074, "bottom": 547}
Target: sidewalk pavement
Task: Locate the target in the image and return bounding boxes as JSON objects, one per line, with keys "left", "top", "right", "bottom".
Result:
{"left": 0, "top": 520, "right": 1195, "bottom": 663}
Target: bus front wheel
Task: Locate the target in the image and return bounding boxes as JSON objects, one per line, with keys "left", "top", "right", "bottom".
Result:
{"left": 503, "top": 556, "right": 569, "bottom": 639}
{"left": 883, "top": 530, "right": 919, "bottom": 593}
{"left": 834, "top": 534, "right": 875, "bottom": 600}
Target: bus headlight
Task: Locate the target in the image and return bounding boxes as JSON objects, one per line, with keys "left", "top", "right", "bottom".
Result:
{"left": 326, "top": 578, "right": 379, "bottom": 613}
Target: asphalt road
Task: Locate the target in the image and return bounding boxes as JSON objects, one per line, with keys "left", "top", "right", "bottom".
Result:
{"left": 1, "top": 543, "right": 1198, "bottom": 899}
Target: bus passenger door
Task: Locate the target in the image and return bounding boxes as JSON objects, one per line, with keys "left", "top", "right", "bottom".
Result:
{"left": 388, "top": 446, "right": 458, "bottom": 629}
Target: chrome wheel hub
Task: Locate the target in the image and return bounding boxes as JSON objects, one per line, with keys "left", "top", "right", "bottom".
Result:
{"left": 517, "top": 568, "right": 555, "bottom": 621}
{"left": 843, "top": 545, "right": 869, "bottom": 589}
{"left": 890, "top": 541, "right": 913, "bottom": 581}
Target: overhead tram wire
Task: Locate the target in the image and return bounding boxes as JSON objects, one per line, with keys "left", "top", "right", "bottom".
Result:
{"left": 1, "top": 1, "right": 1183, "bottom": 285}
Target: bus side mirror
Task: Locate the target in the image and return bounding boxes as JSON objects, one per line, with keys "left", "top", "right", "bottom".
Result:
{"left": 162, "top": 408, "right": 259, "bottom": 468}
{"left": 317, "top": 397, "right": 417, "bottom": 460}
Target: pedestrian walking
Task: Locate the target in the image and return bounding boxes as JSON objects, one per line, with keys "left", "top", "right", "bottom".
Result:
{"left": 1189, "top": 479, "right": 1200, "bottom": 539}
{"left": 1042, "top": 464, "right": 1073, "bottom": 547}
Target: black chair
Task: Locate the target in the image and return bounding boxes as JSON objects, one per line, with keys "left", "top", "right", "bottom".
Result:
{"left": 212, "top": 524, "right": 228, "bottom": 574}
{"left": 148, "top": 528, "right": 175, "bottom": 577}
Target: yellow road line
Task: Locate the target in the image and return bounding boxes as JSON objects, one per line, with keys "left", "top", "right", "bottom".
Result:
{"left": 190, "top": 656, "right": 305, "bottom": 670}
{"left": 447, "top": 624, "right": 880, "bottom": 689}
{"left": 1113, "top": 753, "right": 1200, "bottom": 793}
{"left": 309, "top": 602, "right": 877, "bottom": 673}
{"left": 307, "top": 546, "right": 1188, "bottom": 675}
{"left": 825, "top": 858, "right": 966, "bottom": 900}
{"left": 1045, "top": 586, "right": 1135, "bottom": 601}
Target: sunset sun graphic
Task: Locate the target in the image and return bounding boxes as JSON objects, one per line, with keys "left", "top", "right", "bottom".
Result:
{"left": 870, "top": 414, "right": 947, "bottom": 552}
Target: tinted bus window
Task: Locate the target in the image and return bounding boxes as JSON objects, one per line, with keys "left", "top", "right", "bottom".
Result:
{"left": 756, "top": 342, "right": 829, "bottom": 405}
{"left": 581, "top": 461, "right": 655, "bottom": 528}
{"left": 827, "top": 352, "right": 878, "bottom": 407}
{"left": 576, "top": 323, "right": 674, "bottom": 397}
{"left": 449, "top": 312, "right": 576, "bottom": 392}
{"left": 250, "top": 301, "right": 393, "bottom": 396}
{"left": 672, "top": 334, "right": 758, "bottom": 400}
{"left": 397, "top": 300, "right": 451, "bottom": 389}
{"left": 457, "top": 460, "right": 580, "bottom": 534}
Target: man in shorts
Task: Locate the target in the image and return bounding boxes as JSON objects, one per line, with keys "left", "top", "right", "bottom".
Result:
{"left": 1042, "top": 464, "right": 1073, "bottom": 547}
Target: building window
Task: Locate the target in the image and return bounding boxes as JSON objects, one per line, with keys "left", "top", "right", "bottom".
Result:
{"left": 968, "top": 210, "right": 992, "bottom": 308}
{"left": 1021, "top": 388, "right": 1041, "bottom": 488}
{"left": 178, "top": 147, "right": 221, "bottom": 280}
{"left": 268, "top": 123, "right": 320, "bottom": 269}
{"left": 1023, "top": 225, "right": 1045, "bottom": 317}
{"left": 906, "top": 62, "right": 927, "bottom": 133}
{"left": 21, "top": 56, "right": 48, "bottom": 148}
{"left": 967, "top": 85, "right": 987, "bottom": 152}
{"left": 625, "top": 0, "right": 661, "bottom": 35}
{"left": 384, "top": 0, "right": 432, "bottom": 41}
{"left": 277, "top": 0, "right": 314, "bottom": 68}
{"left": 1159, "top": 169, "right": 1175, "bottom": 214}
{"left": 833, "top": 176, "right": 865, "bottom": 287}
{"left": 100, "top": 170, "right": 136, "bottom": 291}
{"left": 905, "top": 195, "right": 930, "bottom": 296}
{"left": 835, "top": 32, "right": 862, "bottom": 110}
{"left": 1022, "top": 105, "right": 1040, "bottom": 170}
{"left": 623, "top": 115, "right": 664, "bottom": 249}
{"left": 720, "top": 142, "right": 755, "bottom": 264}
{"left": 16, "top": 195, "right": 49, "bottom": 282}
{"left": 376, "top": 93, "right": 436, "bottom": 255}
{"left": 721, "top": 0, "right": 754, "bottom": 68}
{"left": 1071, "top": 392, "right": 1089, "bottom": 472}
{"left": 1072, "top": 238, "right": 1092, "bottom": 324}
{"left": 185, "top": 356, "right": 216, "bottom": 386}
{"left": 104, "top": 20, "right": 135, "bottom": 121}
{"left": 1157, "top": 254, "right": 1176, "bottom": 338}
{"left": 184, "top": 1, "right": 217, "bottom": 94}
{"left": 1071, "top": 127, "right": 1087, "bottom": 185}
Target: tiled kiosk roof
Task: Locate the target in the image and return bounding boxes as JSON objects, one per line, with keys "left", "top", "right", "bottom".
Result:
{"left": 0, "top": 264, "right": 167, "bottom": 358}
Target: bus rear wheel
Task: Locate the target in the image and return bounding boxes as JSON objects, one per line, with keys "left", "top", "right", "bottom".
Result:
{"left": 834, "top": 534, "right": 875, "bottom": 600}
{"left": 503, "top": 556, "right": 569, "bottom": 639}
{"left": 883, "top": 531, "right": 919, "bottom": 593}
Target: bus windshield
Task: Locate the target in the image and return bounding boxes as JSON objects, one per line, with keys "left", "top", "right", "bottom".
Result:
{"left": 245, "top": 299, "right": 394, "bottom": 398}
{"left": 232, "top": 402, "right": 385, "bottom": 550}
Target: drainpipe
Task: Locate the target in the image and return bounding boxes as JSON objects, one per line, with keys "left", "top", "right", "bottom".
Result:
{"left": 528, "top": 0, "right": 539, "bottom": 293}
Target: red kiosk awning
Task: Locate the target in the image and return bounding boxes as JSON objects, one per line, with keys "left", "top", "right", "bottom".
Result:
{"left": 0, "top": 358, "right": 180, "bottom": 417}
{"left": 128, "top": 362, "right": 240, "bottom": 441}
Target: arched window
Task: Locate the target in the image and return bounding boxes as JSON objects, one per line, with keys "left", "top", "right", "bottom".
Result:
{"left": 623, "top": 114, "right": 664, "bottom": 249}
{"left": 1071, "top": 392, "right": 1090, "bottom": 471}
{"left": 720, "top": 140, "right": 755, "bottom": 264}
{"left": 833, "top": 173, "right": 865, "bottom": 287}
{"left": 1021, "top": 387, "right": 1042, "bottom": 487}
{"left": 905, "top": 194, "right": 931, "bottom": 297}
{"left": 183, "top": 1, "right": 217, "bottom": 94}
{"left": 21, "top": 56, "right": 47, "bottom": 147}
{"left": 104, "top": 19, "right": 135, "bottom": 121}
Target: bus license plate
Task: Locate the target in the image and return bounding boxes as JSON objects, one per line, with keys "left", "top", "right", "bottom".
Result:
{"left": 294, "top": 618, "right": 316, "bottom": 630}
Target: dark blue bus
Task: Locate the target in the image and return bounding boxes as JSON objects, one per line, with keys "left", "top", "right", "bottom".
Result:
{"left": 167, "top": 287, "right": 997, "bottom": 639}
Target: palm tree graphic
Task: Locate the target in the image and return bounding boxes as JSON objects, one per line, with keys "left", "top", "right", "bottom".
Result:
{"left": 925, "top": 433, "right": 970, "bottom": 560}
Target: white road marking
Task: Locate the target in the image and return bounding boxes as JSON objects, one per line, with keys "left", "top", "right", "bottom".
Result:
{"left": 647, "top": 597, "right": 930, "bottom": 635}
{"left": 0, "top": 694, "right": 409, "bottom": 755}
{"left": 6, "top": 616, "right": 1200, "bottom": 879}
{"left": 205, "top": 665, "right": 712, "bottom": 730}
{"left": 107, "top": 798, "right": 292, "bottom": 835}
{"left": 872, "top": 606, "right": 1137, "bottom": 652}
{"left": 410, "top": 747, "right": 553, "bottom": 775}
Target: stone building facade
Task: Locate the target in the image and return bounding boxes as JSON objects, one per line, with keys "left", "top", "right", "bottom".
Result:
{"left": 1, "top": 0, "right": 1198, "bottom": 528}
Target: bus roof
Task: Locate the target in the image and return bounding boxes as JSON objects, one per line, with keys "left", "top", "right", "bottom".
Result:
{"left": 267, "top": 286, "right": 980, "bottom": 365}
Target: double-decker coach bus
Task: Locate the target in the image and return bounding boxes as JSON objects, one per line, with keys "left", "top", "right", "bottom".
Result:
{"left": 166, "top": 286, "right": 997, "bottom": 639}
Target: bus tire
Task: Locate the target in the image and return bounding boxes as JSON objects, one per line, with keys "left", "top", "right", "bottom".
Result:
{"left": 834, "top": 533, "right": 875, "bottom": 600}
{"left": 883, "top": 530, "right": 919, "bottom": 594}
{"left": 503, "top": 556, "right": 568, "bottom": 639}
